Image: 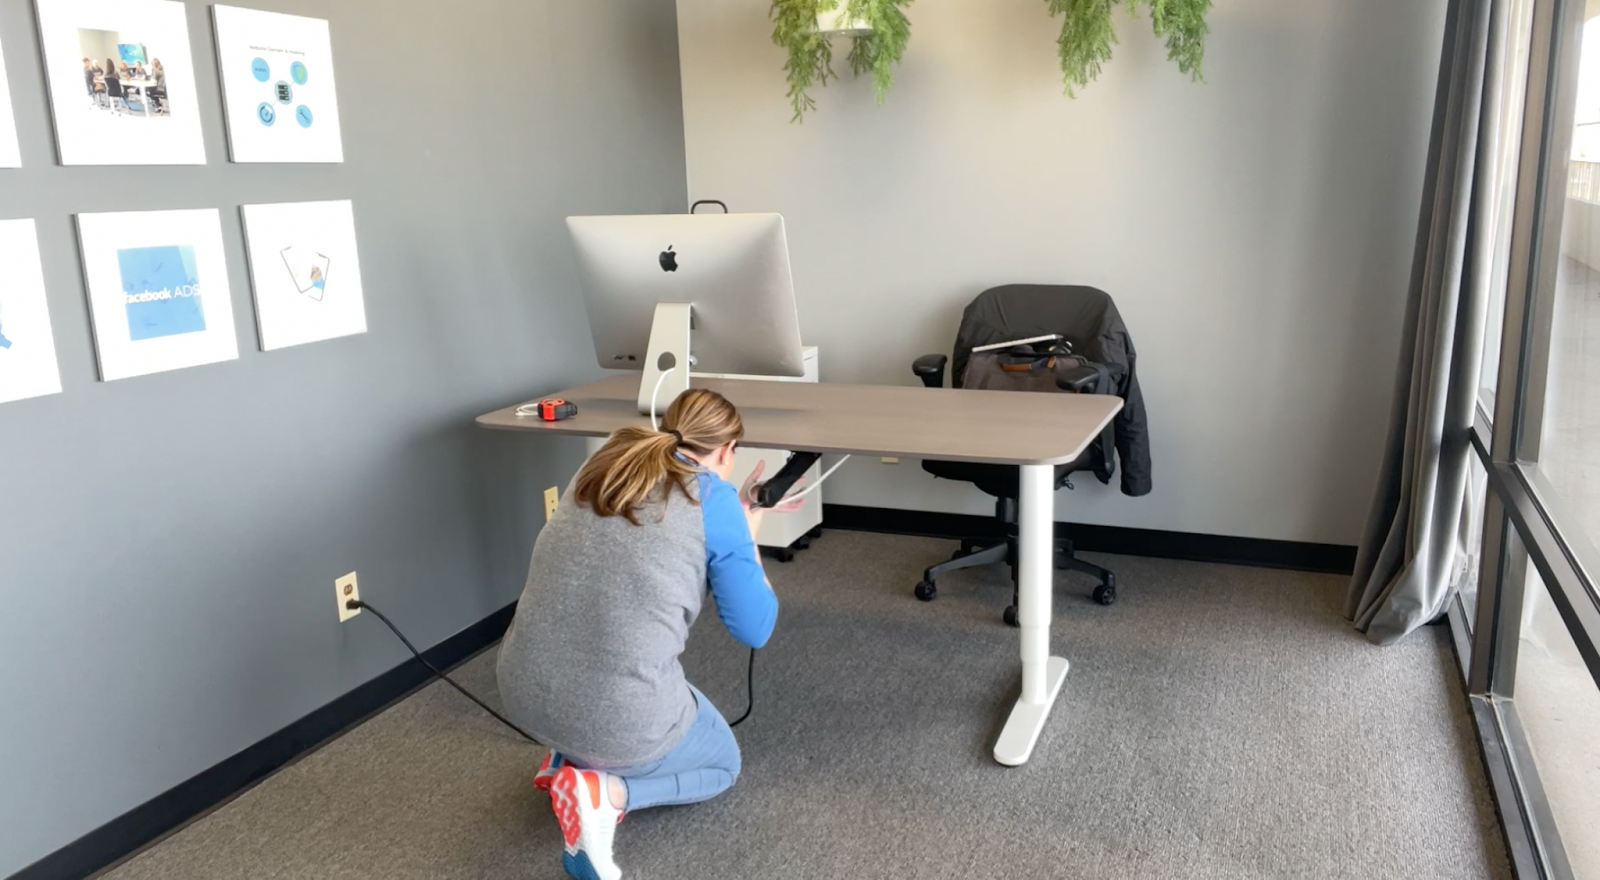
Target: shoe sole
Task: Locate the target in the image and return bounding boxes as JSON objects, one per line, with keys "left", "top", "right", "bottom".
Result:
{"left": 549, "top": 769, "right": 585, "bottom": 850}
{"left": 549, "top": 767, "right": 620, "bottom": 880}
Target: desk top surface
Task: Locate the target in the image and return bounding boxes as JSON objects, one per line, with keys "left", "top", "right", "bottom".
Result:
{"left": 477, "top": 374, "right": 1122, "bottom": 466}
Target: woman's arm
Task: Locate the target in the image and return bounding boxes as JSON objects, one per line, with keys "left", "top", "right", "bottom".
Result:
{"left": 701, "top": 476, "right": 777, "bottom": 649}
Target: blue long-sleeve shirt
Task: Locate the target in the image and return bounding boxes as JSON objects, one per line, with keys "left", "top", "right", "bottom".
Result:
{"left": 697, "top": 470, "right": 778, "bottom": 648}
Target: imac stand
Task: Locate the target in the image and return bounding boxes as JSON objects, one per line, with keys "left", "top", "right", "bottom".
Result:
{"left": 638, "top": 302, "right": 694, "bottom": 416}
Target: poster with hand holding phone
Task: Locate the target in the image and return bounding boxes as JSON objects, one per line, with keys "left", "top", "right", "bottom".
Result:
{"left": 241, "top": 200, "right": 366, "bottom": 351}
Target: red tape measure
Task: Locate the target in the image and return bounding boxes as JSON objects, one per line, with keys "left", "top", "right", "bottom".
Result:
{"left": 534, "top": 398, "right": 578, "bottom": 421}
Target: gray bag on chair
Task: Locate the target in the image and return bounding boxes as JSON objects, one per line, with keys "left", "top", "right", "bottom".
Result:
{"left": 960, "top": 347, "right": 1110, "bottom": 396}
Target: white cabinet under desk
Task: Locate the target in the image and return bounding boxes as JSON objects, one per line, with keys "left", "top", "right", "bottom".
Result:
{"left": 583, "top": 346, "right": 823, "bottom": 556}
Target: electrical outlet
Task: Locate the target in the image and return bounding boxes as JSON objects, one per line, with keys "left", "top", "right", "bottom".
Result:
{"left": 544, "top": 486, "right": 560, "bottom": 522}
{"left": 336, "top": 572, "right": 361, "bottom": 622}
{"left": 882, "top": 457, "right": 900, "bottom": 465}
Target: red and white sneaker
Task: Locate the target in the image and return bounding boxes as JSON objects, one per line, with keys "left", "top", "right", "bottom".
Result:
{"left": 549, "top": 766, "right": 624, "bottom": 880}
{"left": 533, "top": 751, "right": 566, "bottom": 793}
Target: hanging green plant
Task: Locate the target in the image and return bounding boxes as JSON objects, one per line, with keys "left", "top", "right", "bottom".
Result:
{"left": 1046, "top": 0, "right": 1212, "bottom": 96}
{"left": 770, "top": 0, "right": 914, "bottom": 122}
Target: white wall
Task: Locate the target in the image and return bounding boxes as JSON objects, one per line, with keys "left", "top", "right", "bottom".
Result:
{"left": 677, "top": 0, "right": 1445, "bottom": 545}
{"left": 78, "top": 30, "right": 121, "bottom": 69}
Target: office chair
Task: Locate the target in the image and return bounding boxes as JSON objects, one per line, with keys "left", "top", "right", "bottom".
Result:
{"left": 909, "top": 284, "right": 1150, "bottom": 625}
{"left": 105, "top": 79, "right": 129, "bottom": 115}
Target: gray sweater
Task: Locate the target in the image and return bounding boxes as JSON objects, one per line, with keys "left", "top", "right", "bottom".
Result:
{"left": 496, "top": 469, "right": 776, "bottom": 769}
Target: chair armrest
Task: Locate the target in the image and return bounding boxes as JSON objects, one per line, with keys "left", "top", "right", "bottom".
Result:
{"left": 1056, "top": 365, "right": 1100, "bottom": 393}
{"left": 912, "top": 354, "right": 948, "bottom": 389}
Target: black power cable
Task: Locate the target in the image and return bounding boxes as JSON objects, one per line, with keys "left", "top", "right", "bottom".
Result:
{"left": 349, "top": 599, "right": 758, "bottom": 740}
{"left": 729, "top": 647, "right": 756, "bottom": 727}
{"left": 351, "top": 599, "right": 539, "bottom": 742}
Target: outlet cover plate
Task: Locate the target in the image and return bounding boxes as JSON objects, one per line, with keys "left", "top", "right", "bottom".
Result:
{"left": 336, "top": 572, "right": 361, "bottom": 622}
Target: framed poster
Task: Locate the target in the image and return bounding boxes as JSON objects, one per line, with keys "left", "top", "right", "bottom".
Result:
{"left": 241, "top": 200, "right": 366, "bottom": 350}
{"left": 77, "top": 209, "right": 239, "bottom": 380}
{"left": 35, "top": 0, "right": 207, "bottom": 165}
{"left": 0, "top": 31, "right": 19, "bottom": 167}
{"left": 213, "top": 6, "right": 344, "bottom": 163}
{"left": 0, "top": 220, "right": 63, "bottom": 404}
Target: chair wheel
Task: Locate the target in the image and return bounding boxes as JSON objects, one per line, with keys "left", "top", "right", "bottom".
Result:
{"left": 1003, "top": 605, "right": 1020, "bottom": 627}
{"left": 772, "top": 548, "right": 796, "bottom": 563}
{"left": 1094, "top": 584, "right": 1116, "bottom": 606}
{"left": 914, "top": 580, "right": 937, "bottom": 602}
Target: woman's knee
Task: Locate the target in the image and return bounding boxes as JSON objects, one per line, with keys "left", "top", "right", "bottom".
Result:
{"left": 709, "top": 717, "right": 742, "bottom": 779}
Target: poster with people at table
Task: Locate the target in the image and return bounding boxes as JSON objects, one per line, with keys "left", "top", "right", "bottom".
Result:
{"left": 35, "top": 0, "right": 206, "bottom": 165}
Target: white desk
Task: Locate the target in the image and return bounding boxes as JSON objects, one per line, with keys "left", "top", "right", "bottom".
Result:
{"left": 121, "top": 79, "right": 158, "bottom": 116}
{"left": 479, "top": 375, "right": 1121, "bottom": 765}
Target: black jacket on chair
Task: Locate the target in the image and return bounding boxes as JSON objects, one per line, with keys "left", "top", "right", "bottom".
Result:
{"left": 948, "top": 284, "right": 1152, "bottom": 497}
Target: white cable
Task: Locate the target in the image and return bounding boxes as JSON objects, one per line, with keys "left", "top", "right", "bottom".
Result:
{"left": 649, "top": 370, "right": 672, "bottom": 431}
{"left": 770, "top": 455, "right": 851, "bottom": 506}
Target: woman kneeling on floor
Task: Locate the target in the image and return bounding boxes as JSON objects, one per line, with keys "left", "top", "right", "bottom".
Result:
{"left": 496, "top": 388, "right": 794, "bottom": 880}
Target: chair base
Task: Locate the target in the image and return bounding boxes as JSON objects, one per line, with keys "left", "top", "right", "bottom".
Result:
{"left": 912, "top": 501, "right": 1118, "bottom": 623}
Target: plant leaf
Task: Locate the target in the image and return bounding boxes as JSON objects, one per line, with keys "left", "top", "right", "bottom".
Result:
{"left": 1046, "top": 0, "right": 1210, "bottom": 96}
{"left": 1047, "top": 0, "right": 1119, "bottom": 97}
{"left": 844, "top": 0, "right": 913, "bottom": 105}
{"left": 771, "top": 0, "right": 835, "bottom": 121}
{"left": 1149, "top": 0, "right": 1210, "bottom": 80}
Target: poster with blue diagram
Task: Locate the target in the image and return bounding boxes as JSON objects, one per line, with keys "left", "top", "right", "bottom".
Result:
{"left": 119, "top": 244, "right": 206, "bottom": 340}
{"left": 0, "top": 220, "right": 64, "bottom": 405}
{"left": 212, "top": 6, "right": 343, "bottom": 163}
{"left": 78, "top": 209, "right": 238, "bottom": 381}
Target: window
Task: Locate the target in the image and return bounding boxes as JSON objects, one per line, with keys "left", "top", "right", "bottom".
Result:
{"left": 1509, "top": 535, "right": 1600, "bottom": 879}
{"left": 1520, "top": 7, "right": 1600, "bottom": 579}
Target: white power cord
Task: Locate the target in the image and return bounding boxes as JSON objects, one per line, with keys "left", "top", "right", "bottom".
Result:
{"left": 650, "top": 370, "right": 673, "bottom": 431}
{"left": 767, "top": 455, "right": 851, "bottom": 506}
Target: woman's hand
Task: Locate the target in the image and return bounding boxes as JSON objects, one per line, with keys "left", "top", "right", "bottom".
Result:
{"left": 741, "top": 460, "right": 809, "bottom": 513}
{"left": 740, "top": 460, "right": 768, "bottom": 508}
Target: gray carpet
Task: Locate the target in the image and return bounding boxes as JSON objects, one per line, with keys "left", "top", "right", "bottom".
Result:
{"left": 103, "top": 532, "right": 1511, "bottom": 880}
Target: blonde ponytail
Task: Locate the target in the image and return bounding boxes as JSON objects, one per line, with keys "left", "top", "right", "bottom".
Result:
{"left": 572, "top": 389, "right": 745, "bottom": 524}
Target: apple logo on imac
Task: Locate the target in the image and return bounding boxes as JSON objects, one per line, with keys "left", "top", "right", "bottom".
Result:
{"left": 658, "top": 246, "right": 678, "bottom": 273}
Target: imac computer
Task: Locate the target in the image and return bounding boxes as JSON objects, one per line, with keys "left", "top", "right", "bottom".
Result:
{"left": 566, "top": 213, "right": 805, "bottom": 415}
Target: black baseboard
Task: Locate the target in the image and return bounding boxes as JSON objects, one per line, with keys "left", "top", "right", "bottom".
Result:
{"left": 822, "top": 504, "right": 1357, "bottom": 575}
{"left": 13, "top": 604, "right": 517, "bottom": 880}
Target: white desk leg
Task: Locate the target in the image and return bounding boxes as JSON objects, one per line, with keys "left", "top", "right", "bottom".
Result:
{"left": 992, "top": 463, "right": 1070, "bottom": 766}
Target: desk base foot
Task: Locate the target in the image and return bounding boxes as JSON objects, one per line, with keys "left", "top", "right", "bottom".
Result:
{"left": 992, "top": 656, "right": 1070, "bottom": 766}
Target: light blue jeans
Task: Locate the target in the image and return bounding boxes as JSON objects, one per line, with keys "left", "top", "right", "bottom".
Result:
{"left": 569, "top": 686, "right": 741, "bottom": 812}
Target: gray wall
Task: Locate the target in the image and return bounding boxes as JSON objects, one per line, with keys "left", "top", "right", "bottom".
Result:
{"left": 0, "top": 0, "right": 686, "bottom": 874}
{"left": 677, "top": 0, "right": 1445, "bottom": 545}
